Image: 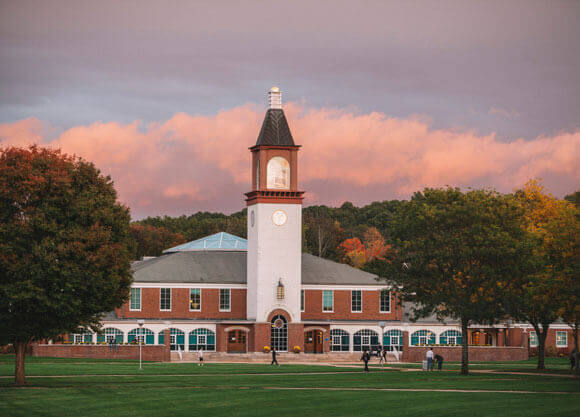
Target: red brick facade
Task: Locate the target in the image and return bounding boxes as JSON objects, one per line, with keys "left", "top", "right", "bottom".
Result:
{"left": 301, "top": 290, "right": 401, "bottom": 321}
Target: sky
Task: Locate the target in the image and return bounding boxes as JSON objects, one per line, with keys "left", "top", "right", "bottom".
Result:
{"left": 0, "top": 0, "right": 578, "bottom": 219}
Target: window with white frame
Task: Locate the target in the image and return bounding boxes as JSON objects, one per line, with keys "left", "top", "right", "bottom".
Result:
{"left": 190, "top": 288, "right": 201, "bottom": 311}
{"left": 529, "top": 331, "right": 538, "bottom": 347}
{"left": 410, "top": 330, "right": 436, "bottom": 346}
{"left": 556, "top": 331, "right": 567, "bottom": 347}
{"left": 219, "top": 289, "right": 231, "bottom": 311}
{"left": 301, "top": 289, "right": 305, "bottom": 312}
{"left": 330, "top": 329, "right": 350, "bottom": 351}
{"left": 439, "top": 330, "right": 462, "bottom": 345}
{"left": 74, "top": 334, "right": 83, "bottom": 344}
{"left": 380, "top": 290, "right": 390, "bottom": 312}
{"left": 351, "top": 290, "right": 362, "bottom": 312}
{"left": 322, "top": 290, "right": 333, "bottom": 312}
{"left": 353, "top": 329, "right": 379, "bottom": 351}
{"left": 160, "top": 288, "right": 171, "bottom": 311}
{"left": 188, "top": 328, "right": 216, "bottom": 351}
{"left": 130, "top": 288, "right": 141, "bottom": 311}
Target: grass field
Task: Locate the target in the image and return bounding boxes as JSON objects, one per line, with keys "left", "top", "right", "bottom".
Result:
{"left": 0, "top": 356, "right": 578, "bottom": 416}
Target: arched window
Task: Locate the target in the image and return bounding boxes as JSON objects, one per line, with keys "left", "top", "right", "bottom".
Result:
{"left": 189, "top": 328, "right": 216, "bottom": 351}
{"left": 270, "top": 315, "right": 288, "bottom": 352}
{"left": 165, "top": 328, "right": 185, "bottom": 351}
{"left": 439, "top": 330, "right": 462, "bottom": 345}
{"left": 97, "top": 328, "right": 123, "bottom": 344}
{"left": 410, "top": 330, "right": 436, "bottom": 346}
{"left": 353, "top": 329, "right": 379, "bottom": 352}
{"left": 267, "top": 157, "right": 290, "bottom": 189}
{"left": 383, "top": 330, "right": 403, "bottom": 352}
{"left": 330, "top": 329, "right": 350, "bottom": 352}
{"left": 68, "top": 331, "right": 94, "bottom": 344}
{"left": 128, "top": 328, "right": 155, "bottom": 345}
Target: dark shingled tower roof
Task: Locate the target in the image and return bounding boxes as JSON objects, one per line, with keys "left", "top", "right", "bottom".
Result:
{"left": 255, "top": 108, "right": 295, "bottom": 146}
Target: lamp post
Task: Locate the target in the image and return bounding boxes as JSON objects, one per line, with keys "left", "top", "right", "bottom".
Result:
{"left": 137, "top": 319, "right": 144, "bottom": 370}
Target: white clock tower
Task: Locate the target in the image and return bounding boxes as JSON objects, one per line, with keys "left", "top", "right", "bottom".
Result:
{"left": 245, "top": 87, "right": 304, "bottom": 325}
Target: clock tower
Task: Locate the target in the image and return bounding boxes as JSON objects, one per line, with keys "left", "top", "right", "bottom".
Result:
{"left": 246, "top": 87, "right": 304, "bottom": 326}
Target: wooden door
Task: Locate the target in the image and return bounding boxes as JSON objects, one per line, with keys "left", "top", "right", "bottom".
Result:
{"left": 227, "top": 330, "right": 246, "bottom": 353}
{"left": 304, "top": 330, "right": 323, "bottom": 353}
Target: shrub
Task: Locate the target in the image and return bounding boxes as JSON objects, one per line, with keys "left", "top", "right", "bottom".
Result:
{"left": 263, "top": 346, "right": 271, "bottom": 353}
{"left": 293, "top": 346, "right": 301, "bottom": 353}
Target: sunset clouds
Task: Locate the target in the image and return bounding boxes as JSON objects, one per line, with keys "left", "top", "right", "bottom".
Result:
{"left": 1, "top": 105, "right": 578, "bottom": 218}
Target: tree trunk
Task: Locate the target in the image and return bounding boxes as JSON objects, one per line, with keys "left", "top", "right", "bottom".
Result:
{"left": 14, "top": 340, "right": 27, "bottom": 386}
{"left": 573, "top": 321, "right": 579, "bottom": 377}
{"left": 461, "top": 319, "right": 469, "bottom": 375}
{"left": 533, "top": 323, "right": 548, "bottom": 370}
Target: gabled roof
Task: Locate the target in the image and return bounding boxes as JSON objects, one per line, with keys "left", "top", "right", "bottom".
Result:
{"left": 163, "top": 232, "right": 247, "bottom": 253}
{"left": 254, "top": 109, "right": 296, "bottom": 147}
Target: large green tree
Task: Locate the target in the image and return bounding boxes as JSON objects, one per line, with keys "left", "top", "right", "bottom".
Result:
{"left": 378, "top": 187, "right": 533, "bottom": 375}
{"left": 0, "top": 146, "right": 133, "bottom": 385}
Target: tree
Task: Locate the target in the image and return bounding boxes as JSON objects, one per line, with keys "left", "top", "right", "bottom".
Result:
{"left": 510, "top": 180, "right": 579, "bottom": 370}
{"left": 339, "top": 227, "right": 390, "bottom": 269}
{"left": 384, "top": 187, "right": 532, "bottom": 375}
{"left": 130, "top": 224, "right": 186, "bottom": 259}
{"left": 303, "top": 206, "right": 343, "bottom": 259}
{"left": 0, "top": 146, "right": 133, "bottom": 385}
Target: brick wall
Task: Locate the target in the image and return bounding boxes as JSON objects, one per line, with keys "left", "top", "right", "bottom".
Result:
{"left": 31, "top": 343, "right": 170, "bottom": 362}
{"left": 118, "top": 288, "right": 247, "bottom": 320}
{"left": 301, "top": 290, "right": 400, "bottom": 321}
{"left": 403, "top": 346, "right": 528, "bottom": 362}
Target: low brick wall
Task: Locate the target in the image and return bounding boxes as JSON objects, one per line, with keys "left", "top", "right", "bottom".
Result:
{"left": 403, "top": 346, "right": 528, "bottom": 362}
{"left": 31, "top": 344, "right": 171, "bottom": 362}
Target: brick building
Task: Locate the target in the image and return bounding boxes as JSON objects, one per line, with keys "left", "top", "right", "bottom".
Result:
{"left": 68, "top": 88, "right": 574, "bottom": 358}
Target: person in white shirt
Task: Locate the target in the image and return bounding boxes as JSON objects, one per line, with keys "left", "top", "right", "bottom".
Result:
{"left": 426, "top": 348, "right": 434, "bottom": 371}
{"left": 198, "top": 347, "right": 204, "bottom": 366}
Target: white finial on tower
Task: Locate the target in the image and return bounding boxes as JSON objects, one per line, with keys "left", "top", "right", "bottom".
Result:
{"left": 268, "top": 86, "right": 282, "bottom": 109}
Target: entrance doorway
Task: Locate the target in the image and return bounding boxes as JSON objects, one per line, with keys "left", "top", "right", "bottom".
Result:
{"left": 227, "top": 330, "right": 247, "bottom": 353}
{"left": 304, "top": 330, "right": 323, "bottom": 353}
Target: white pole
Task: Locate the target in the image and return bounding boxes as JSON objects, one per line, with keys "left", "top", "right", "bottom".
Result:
{"left": 137, "top": 320, "right": 144, "bottom": 371}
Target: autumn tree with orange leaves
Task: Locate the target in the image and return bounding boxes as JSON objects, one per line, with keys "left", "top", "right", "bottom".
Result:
{"left": 507, "top": 180, "right": 580, "bottom": 371}
{"left": 383, "top": 187, "right": 534, "bottom": 375}
{"left": 339, "top": 227, "right": 390, "bottom": 269}
{"left": 0, "top": 146, "right": 133, "bottom": 386}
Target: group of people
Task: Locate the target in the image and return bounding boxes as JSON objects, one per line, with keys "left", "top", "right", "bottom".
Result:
{"left": 425, "top": 347, "right": 444, "bottom": 371}
{"left": 360, "top": 346, "right": 390, "bottom": 372}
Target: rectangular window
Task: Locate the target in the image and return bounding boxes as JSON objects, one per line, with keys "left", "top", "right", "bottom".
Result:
{"left": 130, "top": 288, "right": 141, "bottom": 311}
{"left": 351, "top": 290, "right": 362, "bottom": 312}
{"left": 74, "top": 334, "right": 83, "bottom": 344}
{"left": 219, "top": 289, "right": 231, "bottom": 311}
{"left": 322, "top": 290, "right": 333, "bottom": 312}
{"left": 301, "top": 289, "right": 305, "bottom": 312}
{"left": 190, "top": 288, "right": 201, "bottom": 311}
{"left": 556, "top": 331, "right": 567, "bottom": 347}
{"left": 380, "top": 290, "right": 391, "bottom": 313}
{"left": 529, "top": 331, "right": 538, "bottom": 347}
{"left": 160, "top": 288, "right": 171, "bottom": 311}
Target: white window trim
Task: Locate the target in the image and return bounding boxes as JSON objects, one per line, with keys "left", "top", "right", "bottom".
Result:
{"left": 160, "top": 288, "right": 172, "bottom": 312}
{"left": 350, "top": 290, "right": 362, "bottom": 313}
{"left": 189, "top": 288, "right": 202, "bottom": 312}
{"left": 380, "top": 289, "right": 391, "bottom": 313}
{"left": 129, "top": 288, "right": 141, "bottom": 311}
{"left": 219, "top": 288, "right": 231, "bottom": 312}
{"left": 322, "top": 290, "right": 334, "bottom": 313}
{"left": 556, "top": 331, "right": 568, "bottom": 347}
{"left": 301, "top": 289, "right": 305, "bottom": 312}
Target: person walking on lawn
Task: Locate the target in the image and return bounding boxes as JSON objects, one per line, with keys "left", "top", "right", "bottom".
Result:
{"left": 271, "top": 346, "right": 279, "bottom": 366}
{"left": 435, "top": 353, "right": 443, "bottom": 371}
{"left": 361, "top": 349, "right": 371, "bottom": 372}
{"left": 198, "top": 347, "right": 204, "bottom": 366}
{"left": 426, "top": 347, "right": 434, "bottom": 371}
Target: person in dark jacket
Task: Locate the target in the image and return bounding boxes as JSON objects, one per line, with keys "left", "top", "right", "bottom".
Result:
{"left": 435, "top": 353, "right": 443, "bottom": 371}
{"left": 271, "top": 347, "right": 279, "bottom": 366}
{"left": 361, "top": 349, "right": 370, "bottom": 372}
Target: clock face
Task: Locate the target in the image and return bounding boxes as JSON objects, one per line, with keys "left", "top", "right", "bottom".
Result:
{"left": 272, "top": 210, "right": 287, "bottom": 226}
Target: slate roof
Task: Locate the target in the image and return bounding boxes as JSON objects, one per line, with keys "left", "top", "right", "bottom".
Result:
{"left": 132, "top": 252, "right": 381, "bottom": 286}
{"left": 254, "top": 109, "right": 296, "bottom": 147}
{"left": 164, "top": 232, "right": 247, "bottom": 253}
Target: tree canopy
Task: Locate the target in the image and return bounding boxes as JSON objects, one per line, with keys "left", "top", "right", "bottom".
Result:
{"left": 0, "top": 146, "right": 133, "bottom": 385}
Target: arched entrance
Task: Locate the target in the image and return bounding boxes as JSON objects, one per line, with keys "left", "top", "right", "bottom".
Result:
{"left": 227, "top": 330, "right": 247, "bottom": 353}
{"left": 270, "top": 315, "right": 288, "bottom": 352}
{"left": 304, "top": 329, "right": 324, "bottom": 353}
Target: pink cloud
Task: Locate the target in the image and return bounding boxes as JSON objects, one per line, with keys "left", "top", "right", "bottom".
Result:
{"left": 1, "top": 105, "right": 578, "bottom": 218}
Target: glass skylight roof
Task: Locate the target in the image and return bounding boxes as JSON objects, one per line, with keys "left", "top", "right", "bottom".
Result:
{"left": 163, "top": 232, "right": 247, "bottom": 253}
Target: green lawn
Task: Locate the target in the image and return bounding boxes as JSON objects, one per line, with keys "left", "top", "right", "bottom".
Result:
{"left": 0, "top": 356, "right": 578, "bottom": 417}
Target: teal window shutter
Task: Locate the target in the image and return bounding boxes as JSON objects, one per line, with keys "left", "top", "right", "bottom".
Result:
{"left": 440, "top": 335, "right": 447, "bottom": 344}
{"left": 158, "top": 332, "right": 164, "bottom": 345}
{"left": 411, "top": 334, "right": 418, "bottom": 345}
{"left": 97, "top": 334, "right": 105, "bottom": 343}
